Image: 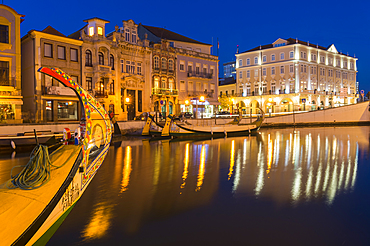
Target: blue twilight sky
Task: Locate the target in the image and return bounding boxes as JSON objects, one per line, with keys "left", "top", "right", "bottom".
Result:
{"left": 6, "top": 0, "right": 370, "bottom": 92}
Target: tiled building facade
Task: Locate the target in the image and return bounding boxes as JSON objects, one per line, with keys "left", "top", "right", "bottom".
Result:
{"left": 235, "top": 38, "right": 357, "bottom": 114}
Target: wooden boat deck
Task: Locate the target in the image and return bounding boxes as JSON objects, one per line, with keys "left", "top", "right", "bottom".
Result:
{"left": 0, "top": 144, "right": 81, "bottom": 246}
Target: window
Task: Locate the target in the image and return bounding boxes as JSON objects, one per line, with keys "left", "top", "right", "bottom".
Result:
{"left": 304, "top": 65, "right": 306, "bottom": 73}
{"left": 0, "top": 61, "right": 9, "bottom": 86}
{"left": 271, "top": 67, "right": 275, "bottom": 75}
{"left": 343, "top": 60, "right": 347, "bottom": 68}
{"left": 210, "top": 83, "right": 215, "bottom": 93}
{"left": 188, "top": 81, "right": 193, "bottom": 91}
{"left": 180, "top": 62, "right": 185, "bottom": 71}
{"left": 239, "top": 59, "right": 242, "bottom": 67}
{"left": 329, "top": 58, "right": 333, "bottom": 65}
{"left": 70, "top": 48, "right": 78, "bottom": 62}
{"left": 0, "top": 25, "right": 9, "bottom": 43}
{"left": 169, "top": 59, "right": 174, "bottom": 72}
{"left": 210, "top": 68, "right": 214, "bottom": 76}
{"left": 289, "top": 51, "right": 294, "bottom": 59}
{"left": 254, "top": 69, "right": 258, "bottom": 77}
{"left": 271, "top": 54, "right": 275, "bottom": 61}
{"left": 137, "top": 62, "right": 142, "bottom": 75}
{"left": 254, "top": 57, "right": 258, "bottom": 64}
{"left": 246, "top": 58, "right": 250, "bottom": 65}
{"left": 271, "top": 83, "right": 276, "bottom": 93}
{"left": 203, "top": 67, "right": 207, "bottom": 75}
{"left": 121, "top": 60, "right": 124, "bottom": 73}
{"left": 44, "top": 43, "right": 52, "bottom": 58}
{"left": 311, "top": 54, "right": 316, "bottom": 62}
{"left": 132, "top": 31, "right": 137, "bottom": 43}
{"left": 280, "top": 66, "right": 285, "bottom": 74}
{"left": 98, "top": 52, "right": 104, "bottom": 65}
{"left": 180, "top": 81, "right": 185, "bottom": 91}
{"left": 89, "top": 27, "right": 94, "bottom": 36}
{"left": 57, "top": 46, "right": 66, "bottom": 60}
{"left": 161, "top": 58, "right": 167, "bottom": 70}
{"left": 110, "top": 54, "right": 114, "bottom": 70}
{"left": 247, "top": 70, "right": 250, "bottom": 78}
{"left": 85, "top": 50, "right": 92, "bottom": 66}
{"left": 188, "top": 65, "right": 192, "bottom": 73}
{"left": 350, "top": 62, "right": 354, "bottom": 69}
{"left": 290, "top": 65, "right": 294, "bottom": 73}
{"left": 336, "top": 59, "right": 340, "bottom": 67}
{"left": 86, "top": 77, "right": 92, "bottom": 91}
{"left": 263, "top": 55, "right": 266, "bottom": 63}
{"left": 196, "top": 66, "right": 200, "bottom": 74}
{"left": 125, "top": 28, "right": 130, "bottom": 42}
{"left": 320, "top": 56, "right": 325, "bottom": 63}
{"left": 196, "top": 82, "right": 201, "bottom": 91}
{"left": 154, "top": 56, "right": 159, "bottom": 69}
{"left": 126, "top": 61, "right": 131, "bottom": 73}
{"left": 97, "top": 27, "right": 103, "bottom": 36}
{"left": 109, "top": 82, "right": 114, "bottom": 94}
{"left": 280, "top": 53, "right": 285, "bottom": 60}
{"left": 239, "top": 71, "right": 242, "bottom": 79}
{"left": 58, "top": 101, "right": 77, "bottom": 121}
{"left": 262, "top": 68, "right": 266, "bottom": 76}
{"left": 131, "top": 62, "right": 135, "bottom": 74}
{"left": 301, "top": 65, "right": 303, "bottom": 73}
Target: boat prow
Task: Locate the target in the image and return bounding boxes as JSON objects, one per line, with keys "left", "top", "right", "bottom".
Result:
{"left": 0, "top": 67, "right": 112, "bottom": 246}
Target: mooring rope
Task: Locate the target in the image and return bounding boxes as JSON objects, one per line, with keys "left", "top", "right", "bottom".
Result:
{"left": 7, "top": 144, "right": 76, "bottom": 190}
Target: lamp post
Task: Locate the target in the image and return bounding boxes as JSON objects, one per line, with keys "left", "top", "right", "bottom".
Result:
{"left": 199, "top": 96, "right": 205, "bottom": 119}
{"left": 125, "top": 97, "right": 130, "bottom": 121}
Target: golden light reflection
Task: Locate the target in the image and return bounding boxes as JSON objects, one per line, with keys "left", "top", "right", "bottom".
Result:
{"left": 82, "top": 202, "right": 113, "bottom": 241}
{"left": 266, "top": 134, "right": 272, "bottom": 174}
{"left": 120, "top": 146, "right": 132, "bottom": 193}
{"left": 228, "top": 140, "right": 235, "bottom": 180}
{"left": 196, "top": 145, "right": 206, "bottom": 191}
{"left": 181, "top": 143, "right": 190, "bottom": 190}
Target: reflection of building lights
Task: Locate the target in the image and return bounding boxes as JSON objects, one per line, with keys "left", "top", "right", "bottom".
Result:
{"left": 181, "top": 143, "right": 190, "bottom": 190}
{"left": 228, "top": 140, "right": 235, "bottom": 180}
{"left": 120, "top": 146, "right": 132, "bottom": 193}
{"left": 196, "top": 145, "right": 206, "bottom": 191}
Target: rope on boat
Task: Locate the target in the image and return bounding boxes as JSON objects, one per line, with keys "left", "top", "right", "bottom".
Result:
{"left": 7, "top": 144, "right": 74, "bottom": 190}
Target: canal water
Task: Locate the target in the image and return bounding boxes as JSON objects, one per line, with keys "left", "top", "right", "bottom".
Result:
{"left": 1, "top": 126, "right": 370, "bottom": 245}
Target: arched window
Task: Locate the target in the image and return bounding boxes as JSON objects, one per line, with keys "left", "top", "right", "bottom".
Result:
{"left": 154, "top": 56, "right": 159, "bottom": 69}
{"left": 161, "top": 58, "right": 167, "bottom": 70}
{"left": 85, "top": 50, "right": 92, "bottom": 67}
{"left": 168, "top": 59, "right": 174, "bottom": 72}
{"left": 97, "top": 80, "right": 104, "bottom": 96}
{"left": 98, "top": 52, "right": 104, "bottom": 65}
{"left": 110, "top": 54, "right": 114, "bottom": 70}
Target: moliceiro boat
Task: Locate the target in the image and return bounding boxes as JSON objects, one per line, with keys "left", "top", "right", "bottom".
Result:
{"left": 142, "top": 109, "right": 265, "bottom": 139}
{"left": 0, "top": 67, "right": 112, "bottom": 246}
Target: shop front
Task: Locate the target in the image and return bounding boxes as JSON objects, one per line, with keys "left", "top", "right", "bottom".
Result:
{"left": 43, "top": 98, "right": 80, "bottom": 122}
{"left": 0, "top": 98, "right": 23, "bottom": 124}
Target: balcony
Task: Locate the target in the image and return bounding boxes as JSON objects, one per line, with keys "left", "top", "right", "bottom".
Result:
{"left": 94, "top": 91, "right": 108, "bottom": 98}
{"left": 94, "top": 65, "right": 111, "bottom": 74}
{"left": 187, "top": 71, "right": 213, "bottom": 79}
{"left": 152, "top": 88, "right": 178, "bottom": 96}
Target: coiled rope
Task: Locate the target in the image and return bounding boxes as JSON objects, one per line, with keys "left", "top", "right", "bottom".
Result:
{"left": 7, "top": 144, "right": 72, "bottom": 190}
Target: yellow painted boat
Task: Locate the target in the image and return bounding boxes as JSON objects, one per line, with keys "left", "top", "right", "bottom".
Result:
{"left": 0, "top": 67, "right": 112, "bottom": 246}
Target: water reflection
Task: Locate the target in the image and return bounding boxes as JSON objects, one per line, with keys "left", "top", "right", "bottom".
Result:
{"left": 75, "top": 127, "right": 368, "bottom": 240}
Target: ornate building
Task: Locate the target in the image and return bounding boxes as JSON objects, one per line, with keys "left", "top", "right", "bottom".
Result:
{"left": 0, "top": 5, "right": 24, "bottom": 124}
{"left": 235, "top": 38, "right": 358, "bottom": 114}
{"left": 139, "top": 25, "right": 219, "bottom": 118}
{"left": 69, "top": 18, "right": 151, "bottom": 121}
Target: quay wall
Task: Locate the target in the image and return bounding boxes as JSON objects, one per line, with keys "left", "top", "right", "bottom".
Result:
{"left": 0, "top": 102, "right": 368, "bottom": 136}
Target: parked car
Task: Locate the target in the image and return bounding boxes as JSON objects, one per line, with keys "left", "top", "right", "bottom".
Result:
{"left": 183, "top": 112, "right": 193, "bottom": 118}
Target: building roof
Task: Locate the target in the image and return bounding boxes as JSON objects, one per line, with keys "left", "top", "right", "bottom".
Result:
{"left": 241, "top": 38, "right": 354, "bottom": 57}
{"left": 41, "top": 26, "right": 66, "bottom": 37}
{"left": 141, "top": 24, "right": 210, "bottom": 45}
{"left": 219, "top": 77, "right": 236, "bottom": 86}
{"left": 83, "top": 17, "right": 110, "bottom": 23}
{"left": 68, "top": 25, "right": 87, "bottom": 40}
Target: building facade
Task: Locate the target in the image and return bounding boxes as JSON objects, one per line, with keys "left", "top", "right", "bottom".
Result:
{"left": 70, "top": 18, "right": 152, "bottom": 121}
{"left": 21, "top": 26, "right": 83, "bottom": 123}
{"left": 235, "top": 38, "right": 358, "bottom": 115}
{"left": 0, "top": 4, "right": 24, "bottom": 124}
{"left": 139, "top": 25, "right": 219, "bottom": 118}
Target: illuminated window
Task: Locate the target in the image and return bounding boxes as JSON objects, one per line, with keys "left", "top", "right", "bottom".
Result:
{"left": 126, "top": 61, "right": 131, "bottom": 73}
{"left": 169, "top": 59, "right": 174, "bottom": 72}
{"left": 131, "top": 62, "right": 135, "bottom": 74}
{"left": 89, "top": 27, "right": 94, "bottom": 36}
{"left": 121, "top": 60, "right": 124, "bottom": 72}
{"left": 86, "top": 77, "right": 92, "bottom": 91}
{"left": 97, "top": 27, "right": 103, "bottom": 36}
{"left": 0, "top": 61, "right": 9, "bottom": 86}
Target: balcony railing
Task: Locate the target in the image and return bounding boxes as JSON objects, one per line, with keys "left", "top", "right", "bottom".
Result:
{"left": 188, "top": 91, "right": 214, "bottom": 98}
{"left": 95, "top": 91, "right": 108, "bottom": 98}
{"left": 0, "top": 80, "right": 11, "bottom": 86}
{"left": 187, "top": 71, "right": 213, "bottom": 79}
{"left": 220, "top": 89, "right": 356, "bottom": 98}
{"left": 152, "top": 88, "right": 178, "bottom": 96}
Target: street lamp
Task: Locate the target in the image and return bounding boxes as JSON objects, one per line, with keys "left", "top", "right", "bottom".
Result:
{"left": 125, "top": 97, "right": 130, "bottom": 121}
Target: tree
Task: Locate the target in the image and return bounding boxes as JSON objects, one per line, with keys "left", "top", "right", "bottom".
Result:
{"left": 219, "top": 95, "right": 232, "bottom": 111}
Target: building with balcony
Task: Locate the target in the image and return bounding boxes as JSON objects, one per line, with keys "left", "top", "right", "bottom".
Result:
{"left": 69, "top": 18, "right": 151, "bottom": 121}
{"left": 0, "top": 4, "right": 24, "bottom": 124}
{"left": 139, "top": 25, "right": 219, "bottom": 118}
{"left": 21, "top": 26, "right": 82, "bottom": 123}
{"left": 235, "top": 38, "right": 358, "bottom": 115}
